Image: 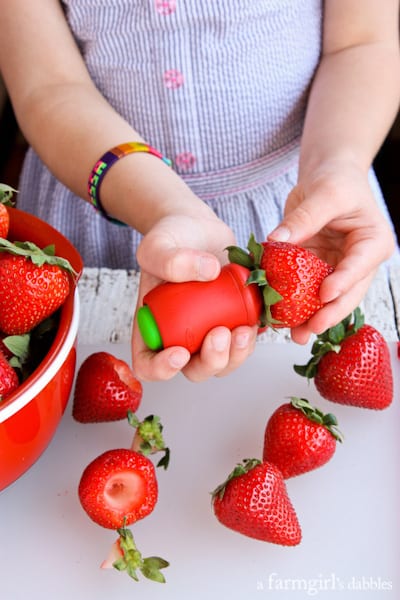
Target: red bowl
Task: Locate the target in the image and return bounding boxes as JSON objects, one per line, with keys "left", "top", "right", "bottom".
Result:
{"left": 0, "top": 207, "right": 83, "bottom": 491}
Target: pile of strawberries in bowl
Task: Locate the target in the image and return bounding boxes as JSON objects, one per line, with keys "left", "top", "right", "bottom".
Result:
{"left": 0, "top": 184, "right": 83, "bottom": 491}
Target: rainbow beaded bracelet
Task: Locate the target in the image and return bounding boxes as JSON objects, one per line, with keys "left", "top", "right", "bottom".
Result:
{"left": 87, "top": 142, "right": 173, "bottom": 226}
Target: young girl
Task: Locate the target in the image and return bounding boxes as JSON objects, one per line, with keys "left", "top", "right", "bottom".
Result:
{"left": 0, "top": 0, "right": 399, "bottom": 382}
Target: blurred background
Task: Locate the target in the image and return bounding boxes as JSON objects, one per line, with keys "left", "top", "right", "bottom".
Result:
{"left": 0, "top": 77, "right": 399, "bottom": 244}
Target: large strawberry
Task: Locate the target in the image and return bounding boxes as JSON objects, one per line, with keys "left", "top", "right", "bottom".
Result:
{"left": 72, "top": 352, "right": 143, "bottom": 423}
{"left": 227, "top": 234, "right": 333, "bottom": 328}
{"left": 0, "top": 349, "right": 19, "bottom": 401}
{"left": 0, "top": 183, "right": 17, "bottom": 239}
{"left": 78, "top": 448, "right": 158, "bottom": 529}
{"left": 263, "top": 397, "right": 342, "bottom": 478}
{"left": 294, "top": 308, "right": 393, "bottom": 410}
{"left": 0, "top": 239, "right": 76, "bottom": 335}
{"left": 212, "top": 458, "right": 302, "bottom": 545}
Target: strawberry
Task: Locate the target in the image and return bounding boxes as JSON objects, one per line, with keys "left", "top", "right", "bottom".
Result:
{"left": 263, "top": 397, "right": 342, "bottom": 478}
{"left": 72, "top": 352, "right": 143, "bottom": 423}
{"left": 0, "top": 239, "right": 76, "bottom": 335}
{"left": 294, "top": 308, "right": 393, "bottom": 410}
{"left": 212, "top": 458, "right": 302, "bottom": 545}
{"left": 0, "top": 349, "right": 19, "bottom": 401}
{"left": 0, "top": 183, "right": 17, "bottom": 239}
{"left": 101, "top": 526, "right": 169, "bottom": 583}
{"left": 78, "top": 448, "right": 158, "bottom": 529}
{"left": 227, "top": 234, "right": 333, "bottom": 328}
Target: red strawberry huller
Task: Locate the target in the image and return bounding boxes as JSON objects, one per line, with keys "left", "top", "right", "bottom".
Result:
{"left": 137, "top": 262, "right": 263, "bottom": 354}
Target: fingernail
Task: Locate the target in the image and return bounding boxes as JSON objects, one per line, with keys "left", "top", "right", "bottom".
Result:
{"left": 235, "top": 332, "right": 250, "bottom": 349}
{"left": 199, "top": 256, "right": 219, "bottom": 280}
{"left": 211, "top": 331, "right": 230, "bottom": 352}
{"left": 168, "top": 349, "right": 189, "bottom": 369}
{"left": 269, "top": 226, "right": 291, "bottom": 242}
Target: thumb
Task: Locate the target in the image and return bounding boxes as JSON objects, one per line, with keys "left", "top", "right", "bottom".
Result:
{"left": 136, "top": 231, "right": 221, "bottom": 283}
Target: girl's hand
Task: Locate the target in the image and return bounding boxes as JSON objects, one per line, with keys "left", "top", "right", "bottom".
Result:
{"left": 131, "top": 214, "right": 258, "bottom": 382}
{"left": 269, "top": 161, "right": 396, "bottom": 344}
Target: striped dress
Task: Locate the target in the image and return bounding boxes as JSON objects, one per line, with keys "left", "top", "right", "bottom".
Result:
{"left": 17, "top": 0, "right": 396, "bottom": 269}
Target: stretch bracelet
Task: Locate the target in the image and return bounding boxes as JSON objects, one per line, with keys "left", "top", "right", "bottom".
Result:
{"left": 87, "top": 142, "right": 173, "bottom": 226}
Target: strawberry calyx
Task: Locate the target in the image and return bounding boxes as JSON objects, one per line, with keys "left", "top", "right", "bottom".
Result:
{"left": 211, "top": 458, "right": 261, "bottom": 501}
{"left": 226, "top": 233, "right": 283, "bottom": 328}
{"left": 0, "top": 238, "right": 77, "bottom": 278}
{"left": 128, "top": 412, "right": 170, "bottom": 470}
{"left": 289, "top": 397, "right": 343, "bottom": 442}
{"left": 1, "top": 333, "right": 30, "bottom": 370}
{"left": 293, "top": 307, "right": 365, "bottom": 379}
{"left": 0, "top": 183, "right": 17, "bottom": 206}
{"left": 106, "top": 524, "right": 169, "bottom": 583}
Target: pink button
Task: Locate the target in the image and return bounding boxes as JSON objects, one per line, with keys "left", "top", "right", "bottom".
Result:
{"left": 155, "top": 0, "right": 176, "bottom": 16}
{"left": 175, "top": 152, "right": 196, "bottom": 171}
{"left": 163, "top": 69, "right": 184, "bottom": 89}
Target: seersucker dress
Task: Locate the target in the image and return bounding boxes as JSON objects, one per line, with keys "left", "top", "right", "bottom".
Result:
{"left": 17, "top": 0, "right": 397, "bottom": 269}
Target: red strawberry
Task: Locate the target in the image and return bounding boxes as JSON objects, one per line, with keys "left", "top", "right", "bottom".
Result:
{"left": 0, "top": 349, "right": 19, "bottom": 400}
{"left": 263, "top": 397, "right": 342, "bottom": 478}
{"left": 101, "top": 526, "right": 169, "bottom": 583}
{"left": 294, "top": 308, "right": 393, "bottom": 410}
{"left": 72, "top": 352, "right": 143, "bottom": 422}
{"left": 0, "top": 183, "right": 17, "bottom": 239}
{"left": 78, "top": 448, "right": 158, "bottom": 529}
{"left": 0, "top": 239, "right": 75, "bottom": 335}
{"left": 227, "top": 234, "right": 333, "bottom": 328}
{"left": 212, "top": 458, "right": 302, "bottom": 545}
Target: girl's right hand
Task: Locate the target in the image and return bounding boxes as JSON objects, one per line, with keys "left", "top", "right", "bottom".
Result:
{"left": 131, "top": 214, "right": 258, "bottom": 382}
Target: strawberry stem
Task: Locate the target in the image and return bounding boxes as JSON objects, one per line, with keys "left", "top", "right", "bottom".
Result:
{"left": 128, "top": 412, "right": 170, "bottom": 469}
{"left": 293, "top": 308, "right": 365, "bottom": 379}
{"left": 113, "top": 525, "right": 169, "bottom": 583}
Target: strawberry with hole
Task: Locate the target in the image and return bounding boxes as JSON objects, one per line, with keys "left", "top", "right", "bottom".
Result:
{"left": 78, "top": 448, "right": 158, "bottom": 530}
{"left": 0, "top": 349, "right": 19, "bottom": 401}
{"left": 78, "top": 412, "right": 169, "bottom": 582}
{"left": 0, "top": 183, "right": 17, "bottom": 239}
{"left": 263, "top": 397, "right": 343, "bottom": 478}
{"left": 0, "top": 238, "right": 76, "bottom": 335}
{"left": 294, "top": 308, "right": 393, "bottom": 410}
{"left": 211, "top": 458, "right": 302, "bottom": 545}
{"left": 227, "top": 234, "right": 333, "bottom": 328}
{"left": 72, "top": 352, "right": 143, "bottom": 422}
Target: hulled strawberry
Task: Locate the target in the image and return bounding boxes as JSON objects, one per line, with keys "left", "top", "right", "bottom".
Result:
{"left": 72, "top": 352, "right": 143, "bottom": 423}
{"left": 227, "top": 234, "right": 333, "bottom": 328}
{"left": 0, "top": 239, "right": 76, "bottom": 335}
{"left": 294, "top": 308, "right": 393, "bottom": 410}
{"left": 78, "top": 448, "right": 158, "bottom": 529}
{"left": 263, "top": 397, "right": 342, "bottom": 478}
{"left": 212, "top": 458, "right": 302, "bottom": 545}
{"left": 0, "top": 349, "right": 19, "bottom": 401}
{"left": 101, "top": 526, "right": 169, "bottom": 583}
{"left": 0, "top": 183, "right": 17, "bottom": 238}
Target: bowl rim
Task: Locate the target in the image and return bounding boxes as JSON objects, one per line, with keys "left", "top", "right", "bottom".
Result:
{"left": 0, "top": 288, "right": 80, "bottom": 423}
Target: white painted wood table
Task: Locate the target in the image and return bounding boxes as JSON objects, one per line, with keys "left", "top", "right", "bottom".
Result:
{"left": 77, "top": 262, "right": 400, "bottom": 345}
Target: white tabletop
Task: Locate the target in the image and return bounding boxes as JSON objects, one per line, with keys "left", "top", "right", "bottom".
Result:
{"left": 1, "top": 341, "right": 399, "bottom": 600}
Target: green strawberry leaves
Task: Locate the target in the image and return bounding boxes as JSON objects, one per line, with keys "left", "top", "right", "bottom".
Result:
{"left": 211, "top": 457, "right": 261, "bottom": 500}
{"left": 128, "top": 412, "right": 170, "bottom": 470}
{"left": 113, "top": 526, "right": 169, "bottom": 583}
{"left": 0, "top": 239, "right": 77, "bottom": 277}
{"left": 290, "top": 397, "right": 343, "bottom": 442}
{"left": 226, "top": 233, "right": 283, "bottom": 328}
{"left": 0, "top": 183, "right": 17, "bottom": 205}
{"left": 294, "top": 307, "right": 365, "bottom": 379}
